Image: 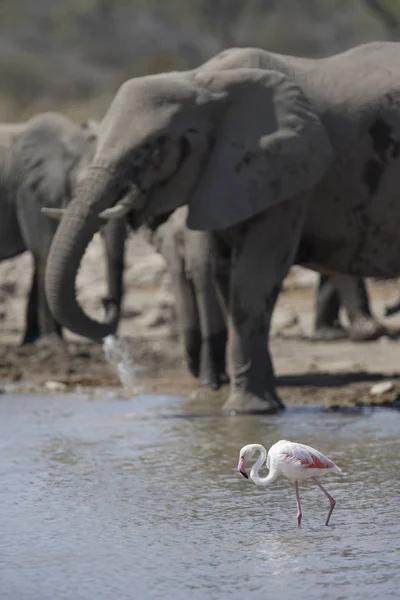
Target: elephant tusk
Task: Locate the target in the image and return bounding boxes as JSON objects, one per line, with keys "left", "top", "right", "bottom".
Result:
{"left": 99, "top": 202, "right": 133, "bottom": 220}
{"left": 41, "top": 207, "right": 66, "bottom": 221}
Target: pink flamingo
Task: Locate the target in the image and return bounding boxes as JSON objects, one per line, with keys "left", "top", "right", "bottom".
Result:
{"left": 237, "top": 440, "right": 343, "bottom": 527}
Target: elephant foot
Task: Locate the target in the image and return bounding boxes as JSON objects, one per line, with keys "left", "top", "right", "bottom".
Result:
{"left": 198, "top": 370, "right": 229, "bottom": 391}
{"left": 312, "top": 325, "right": 347, "bottom": 341}
{"left": 348, "top": 317, "right": 386, "bottom": 342}
{"left": 21, "top": 330, "right": 63, "bottom": 347}
{"left": 21, "top": 328, "right": 41, "bottom": 345}
{"left": 222, "top": 389, "right": 285, "bottom": 415}
{"left": 32, "top": 332, "right": 66, "bottom": 350}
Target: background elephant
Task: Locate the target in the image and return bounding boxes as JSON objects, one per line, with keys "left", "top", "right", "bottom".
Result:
{"left": 313, "top": 274, "right": 385, "bottom": 341}
{"left": 44, "top": 42, "right": 400, "bottom": 414}
{"left": 0, "top": 112, "right": 126, "bottom": 343}
{"left": 141, "top": 205, "right": 228, "bottom": 389}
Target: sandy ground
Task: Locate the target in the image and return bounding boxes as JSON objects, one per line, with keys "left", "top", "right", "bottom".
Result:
{"left": 1, "top": 231, "right": 400, "bottom": 410}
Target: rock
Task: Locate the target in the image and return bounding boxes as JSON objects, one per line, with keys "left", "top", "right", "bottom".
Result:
{"left": 44, "top": 380, "right": 67, "bottom": 392}
{"left": 369, "top": 381, "right": 394, "bottom": 396}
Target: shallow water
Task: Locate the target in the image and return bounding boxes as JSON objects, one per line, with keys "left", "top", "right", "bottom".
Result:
{"left": 0, "top": 391, "right": 399, "bottom": 600}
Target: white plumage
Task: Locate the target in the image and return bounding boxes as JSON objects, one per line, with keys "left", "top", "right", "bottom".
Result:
{"left": 237, "top": 440, "right": 344, "bottom": 527}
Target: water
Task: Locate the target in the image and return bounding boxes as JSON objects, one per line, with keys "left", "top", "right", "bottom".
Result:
{"left": 0, "top": 391, "right": 399, "bottom": 600}
{"left": 102, "top": 335, "right": 137, "bottom": 394}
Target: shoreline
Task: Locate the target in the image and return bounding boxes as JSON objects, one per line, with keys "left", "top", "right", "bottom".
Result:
{"left": 1, "top": 232, "right": 400, "bottom": 410}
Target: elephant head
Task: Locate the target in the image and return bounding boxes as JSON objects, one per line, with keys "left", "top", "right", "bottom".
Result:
{"left": 44, "top": 68, "right": 333, "bottom": 342}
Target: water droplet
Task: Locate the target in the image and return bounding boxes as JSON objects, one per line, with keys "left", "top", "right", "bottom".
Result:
{"left": 102, "top": 335, "right": 137, "bottom": 394}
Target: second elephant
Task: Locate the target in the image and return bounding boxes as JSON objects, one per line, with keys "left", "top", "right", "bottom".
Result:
{"left": 0, "top": 112, "right": 126, "bottom": 343}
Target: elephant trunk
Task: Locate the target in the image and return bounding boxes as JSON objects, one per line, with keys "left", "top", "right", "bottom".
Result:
{"left": 45, "top": 166, "right": 132, "bottom": 342}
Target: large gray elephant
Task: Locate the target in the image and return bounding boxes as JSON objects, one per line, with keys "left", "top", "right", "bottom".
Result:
{"left": 44, "top": 42, "right": 400, "bottom": 413}
{"left": 144, "top": 205, "right": 382, "bottom": 388}
{"left": 142, "top": 205, "right": 228, "bottom": 389}
{"left": 0, "top": 112, "right": 126, "bottom": 343}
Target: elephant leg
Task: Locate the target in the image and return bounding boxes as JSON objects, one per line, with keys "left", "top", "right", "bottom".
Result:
{"left": 155, "top": 227, "right": 201, "bottom": 378}
{"left": 313, "top": 275, "right": 347, "bottom": 340}
{"left": 331, "top": 274, "right": 385, "bottom": 342}
{"left": 212, "top": 235, "right": 232, "bottom": 383}
{"left": 170, "top": 265, "right": 202, "bottom": 378}
{"left": 21, "top": 269, "right": 40, "bottom": 344}
{"left": 17, "top": 199, "right": 62, "bottom": 343}
{"left": 222, "top": 199, "right": 308, "bottom": 414}
{"left": 100, "top": 217, "right": 126, "bottom": 327}
{"left": 185, "top": 230, "right": 228, "bottom": 390}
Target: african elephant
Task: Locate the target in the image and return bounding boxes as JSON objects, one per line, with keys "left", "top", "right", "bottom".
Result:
{"left": 142, "top": 205, "right": 228, "bottom": 389}
{"left": 145, "top": 207, "right": 383, "bottom": 387}
{"left": 44, "top": 42, "right": 400, "bottom": 413}
{"left": 0, "top": 112, "right": 126, "bottom": 343}
{"left": 313, "top": 274, "right": 385, "bottom": 341}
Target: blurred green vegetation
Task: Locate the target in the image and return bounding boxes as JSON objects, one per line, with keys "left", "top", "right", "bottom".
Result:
{"left": 0, "top": 0, "right": 398, "bottom": 122}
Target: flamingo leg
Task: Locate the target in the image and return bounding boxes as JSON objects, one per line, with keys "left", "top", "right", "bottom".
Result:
{"left": 312, "top": 477, "right": 336, "bottom": 526}
{"left": 294, "top": 480, "right": 302, "bottom": 528}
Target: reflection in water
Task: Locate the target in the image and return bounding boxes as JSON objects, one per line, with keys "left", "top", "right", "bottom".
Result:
{"left": 0, "top": 392, "right": 399, "bottom": 600}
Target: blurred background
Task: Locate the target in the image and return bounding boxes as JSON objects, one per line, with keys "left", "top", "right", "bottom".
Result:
{"left": 0, "top": 0, "right": 399, "bottom": 122}
{"left": 2, "top": 0, "right": 400, "bottom": 384}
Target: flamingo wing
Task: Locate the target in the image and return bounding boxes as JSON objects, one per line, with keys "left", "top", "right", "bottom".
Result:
{"left": 276, "top": 441, "right": 338, "bottom": 471}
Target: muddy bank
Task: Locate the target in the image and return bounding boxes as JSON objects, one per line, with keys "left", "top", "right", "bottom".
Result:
{"left": 1, "top": 231, "right": 400, "bottom": 409}
{"left": 1, "top": 324, "right": 400, "bottom": 410}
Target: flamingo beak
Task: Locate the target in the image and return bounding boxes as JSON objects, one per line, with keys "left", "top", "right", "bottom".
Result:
{"left": 238, "top": 457, "right": 248, "bottom": 479}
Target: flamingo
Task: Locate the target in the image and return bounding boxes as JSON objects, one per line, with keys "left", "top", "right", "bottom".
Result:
{"left": 237, "top": 440, "right": 343, "bottom": 527}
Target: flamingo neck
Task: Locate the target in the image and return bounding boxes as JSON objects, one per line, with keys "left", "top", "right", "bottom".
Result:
{"left": 249, "top": 446, "right": 279, "bottom": 487}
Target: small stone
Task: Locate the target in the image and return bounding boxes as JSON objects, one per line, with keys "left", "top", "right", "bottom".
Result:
{"left": 44, "top": 380, "right": 67, "bottom": 392}
{"left": 369, "top": 381, "right": 394, "bottom": 396}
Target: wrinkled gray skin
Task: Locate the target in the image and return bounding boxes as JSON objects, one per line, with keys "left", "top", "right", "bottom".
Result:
{"left": 314, "top": 274, "right": 385, "bottom": 341}
{"left": 142, "top": 205, "right": 228, "bottom": 389}
{"left": 145, "top": 205, "right": 384, "bottom": 389}
{"left": 45, "top": 42, "right": 400, "bottom": 413}
{"left": 0, "top": 112, "right": 126, "bottom": 343}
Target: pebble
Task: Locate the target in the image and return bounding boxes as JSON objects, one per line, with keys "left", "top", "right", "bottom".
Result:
{"left": 44, "top": 380, "right": 67, "bottom": 392}
{"left": 369, "top": 381, "right": 394, "bottom": 396}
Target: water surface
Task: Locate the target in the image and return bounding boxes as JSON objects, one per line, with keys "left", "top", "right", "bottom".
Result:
{"left": 0, "top": 391, "right": 399, "bottom": 599}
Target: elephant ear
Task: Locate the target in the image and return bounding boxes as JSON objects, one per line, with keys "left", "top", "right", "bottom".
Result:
{"left": 187, "top": 68, "right": 333, "bottom": 231}
{"left": 10, "top": 131, "right": 70, "bottom": 209}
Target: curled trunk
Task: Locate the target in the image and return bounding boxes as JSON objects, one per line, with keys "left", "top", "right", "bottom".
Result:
{"left": 45, "top": 167, "right": 126, "bottom": 342}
